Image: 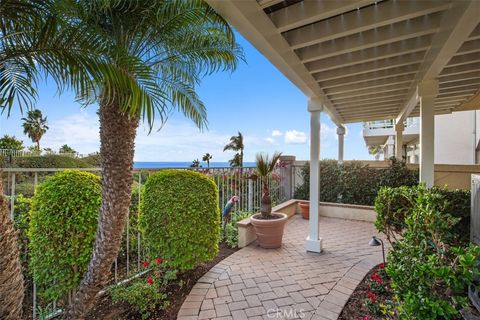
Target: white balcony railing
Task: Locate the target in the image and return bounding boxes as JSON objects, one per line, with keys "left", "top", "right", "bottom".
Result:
{"left": 363, "top": 117, "right": 420, "bottom": 130}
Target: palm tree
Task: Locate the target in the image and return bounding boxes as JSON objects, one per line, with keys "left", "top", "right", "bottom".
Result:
{"left": 190, "top": 159, "right": 201, "bottom": 168}
{"left": 65, "top": 2, "right": 242, "bottom": 317}
{"left": 0, "top": 177, "right": 23, "bottom": 320}
{"left": 368, "top": 145, "right": 383, "bottom": 161}
{"left": 21, "top": 109, "right": 48, "bottom": 149}
{"left": 202, "top": 153, "right": 213, "bottom": 168}
{"left": 224, "top": 132, "right": 244, "bottom": 167}
{"left": 255, "top": 152, "right": 282, "bottom": 219}
{"left": 1, "top": 1, "right": 119, "bottom": 316}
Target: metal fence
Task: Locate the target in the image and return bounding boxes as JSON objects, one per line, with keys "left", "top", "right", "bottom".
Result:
{"left": 1, "top": 165, "right": 295, "bottom": 319}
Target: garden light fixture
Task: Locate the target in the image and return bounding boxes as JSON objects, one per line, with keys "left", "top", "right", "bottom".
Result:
{"left": 369, "top": 236, "right": 385, "bottom": 265}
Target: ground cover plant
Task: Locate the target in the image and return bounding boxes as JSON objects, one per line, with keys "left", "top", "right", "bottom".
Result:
{"left": 222, "top": 211, "right": 253, "bottom": 248}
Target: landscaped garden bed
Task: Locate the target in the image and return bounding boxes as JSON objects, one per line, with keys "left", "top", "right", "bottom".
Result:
{"left": 86, "top": 243, "right": 237, "bottom": 320}
{"left": 339, "top": 263, "right": 393, "bottom": 320}
{"left": 340, "top": 184, "right": 479, "bottom": 320}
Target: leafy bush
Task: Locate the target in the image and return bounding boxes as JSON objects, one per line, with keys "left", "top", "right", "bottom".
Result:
{"left": 140, "top": 170, "right": 220, "bottom": 270}
{"left": 222, "top": 211, "right": 253, "bottom": 248}
{"left": 11, "top": 154, "right": 100, "bottom": 168}
{"left": 294, "top": 159, "right": 418, "bottom": 205}
{"left": 378, "top": 185, "right": 479, "bottom": 319}
{"left": 28, "top": 170, "right": 101, "bottom": 300}
{"left": 12, "top": 194, "right": 32, "bottom": 263}
{"left": 375, "top": 185, "right": 471, "bottom": 245}
{"left": 110, "top": 258, "right": 174, "bottom": 320}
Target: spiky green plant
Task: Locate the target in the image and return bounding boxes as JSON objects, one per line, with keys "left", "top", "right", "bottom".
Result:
{"left": 255, "top": 152, "right": 282, "bottom": 218}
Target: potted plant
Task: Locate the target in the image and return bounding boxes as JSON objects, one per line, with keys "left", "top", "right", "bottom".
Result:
{"left": 250, "top": 152, "right": 288, "bottom": 248}
{"left": 299, "top": 202, "right": 309, "bottom": 219}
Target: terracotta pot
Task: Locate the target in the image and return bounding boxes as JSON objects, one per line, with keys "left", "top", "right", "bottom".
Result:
{"left": 250, "top": 213, "right": 288, "bottom": 249}
{"left": 299, "top": 202, "right": 310, "bottom": 219}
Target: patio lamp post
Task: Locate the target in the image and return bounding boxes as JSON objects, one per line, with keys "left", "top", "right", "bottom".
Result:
{"left": 369, "top": 236, "right": 385, "bottom": 265}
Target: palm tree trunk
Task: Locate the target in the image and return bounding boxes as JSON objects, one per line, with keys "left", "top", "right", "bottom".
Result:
{"left": 260, "top": 181, "right": 271, "bottom": 218}
{"left": 67, "top": 96, "right": 138, "bottom": 319}
{"left": 36, "top": 140, "right": 40, "bottom": 150}
{"left": 0, "top": 173, "right": 24, "bottom": 320}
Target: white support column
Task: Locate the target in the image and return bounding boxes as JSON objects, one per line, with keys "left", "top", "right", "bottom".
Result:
{"left": 337, "top": 126, "right": 345, "bottom": 164}
{"left": 418, "top": 79, "right": 439, "bottom": 187}
{"left": 395, "top": 123, "right": 405, "bottom": 161}
{"left": 306, "top": 97, "right": 323, "bottom": 253}
{"left": 385, "top": 136, "right": 395, "bottom": 160}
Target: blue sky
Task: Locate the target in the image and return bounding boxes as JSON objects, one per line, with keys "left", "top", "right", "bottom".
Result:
{"left": 0, "top": 33, "right": 371, "bottom": 162}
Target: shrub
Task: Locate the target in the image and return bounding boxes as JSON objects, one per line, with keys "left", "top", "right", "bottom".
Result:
{"left": 375, "top": 185, "right": 471, "bottom": 245}
{"left": 379, "top": 185, "right": 480, "bottom": 319}
{"left": 110, "top": 258, "right": 174, "bottom": 320}
{"left": 222, "top": 211, "right": 253, "bottom": 248}
{"left": 140, "top": 170, "right": 220, "bottom": 270}
{"left": 28, "top": 170, "right": 101, "bottom": 300}
{"left": 11, "top": 154, "right": 100, "bottom": 168}
{"left": 294, "top": 159, "right": 418, "bottom": 205}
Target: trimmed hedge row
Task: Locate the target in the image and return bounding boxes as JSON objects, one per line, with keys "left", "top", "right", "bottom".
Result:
{"left": 6, "top": 154, "right": 100, "bottom": 168}
{"left": 294, "top": 159, "right": 418, "bottom": 205}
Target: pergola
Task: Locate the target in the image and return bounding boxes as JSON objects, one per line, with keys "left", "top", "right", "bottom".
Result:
{"left": 206, "top": 0, "right": 480, "bottom": 253}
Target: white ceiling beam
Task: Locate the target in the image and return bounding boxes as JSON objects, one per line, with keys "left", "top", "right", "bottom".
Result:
{"left": 440, "top": 62, "right": 480, "bottom": 77}
{"left": 327, "top": 83, "right": 411, "bottom": 100}
{"left": 331, "top": 90, "right": 409, "bottom": 104}
{"left": 325, "top": 75, "right": 414, "bottom": 95}
{"left": 396, "top": 0, "right": 480, "bottom": 123}
{"left": 297, "top": 12, "right": 442, "bottom": 63}
{"left": 446, "top": 52, "right": 480, "bottom": 67}
{"left": 338, "top": 104, "right": 401, "bottom": 113}
{"left": 439, "top": 71, "right": 480, "bottom": 84}
{"left": 306, "top": 35, "right": 432, "bottom": 73}
{"left": 206, "top": 0, "right": 345, "bottom": 125}
{"left": 284, "top": 1, "right": 450, "bottom": 50}
{"left": 457, "top": 39, "right": 480, "bottom": 55}
{"left": 257, "top": 0, "right": 283, "bottom": 9}
{"left": 436, "top": 93, "right": 475, "bottom": 101}
{"left": 335, "top": 97, "right": 404, "bottom": 109}
{"left": 313, "top": 52, "right": 425, "bottom": 82}
{"left": 270, "top": 0, "right": 376, "bottom": 33}
{"left": 320, "top": 65, "right": 419, "bottom": 89}
{"left": 439, "top": 80, "right": 480, "bottom": 90}
{"left": 439, "top": 86, "right": 479, "bottom": 95}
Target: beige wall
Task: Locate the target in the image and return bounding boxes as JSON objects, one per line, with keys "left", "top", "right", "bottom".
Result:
{"left": 435, "top": 111, "right": 477, "bottom": 165}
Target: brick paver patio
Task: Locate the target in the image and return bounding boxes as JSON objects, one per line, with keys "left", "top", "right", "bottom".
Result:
{"left": 178, "top": 215, "right": 387, "bottom": 320}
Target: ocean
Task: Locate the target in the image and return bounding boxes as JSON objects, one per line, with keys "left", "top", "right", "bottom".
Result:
{"left": 133, "top": 162, "right": 256, "bottom": 169}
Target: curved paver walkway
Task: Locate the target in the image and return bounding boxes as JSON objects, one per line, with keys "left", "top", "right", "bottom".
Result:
{"left": 178, "top": 215, "right": 387, "bottom": 320}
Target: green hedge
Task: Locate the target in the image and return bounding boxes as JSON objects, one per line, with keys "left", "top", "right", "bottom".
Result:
{"left": 375, "top": 185, "right": 470, "bottom": 245}
{"left": 8, "top": 154, "right": 100, "bottom": 168}
{"left": 139, "top": 170, "right": 220, "bottom": 270}
{"left": 28, "top": 170, "right": 101, "bottom": 300}
{"left": 294, "top": 159, "right": 418, "bottom": 205}
{"left": 377, "top": 185, "right": 479, "bottom": 319}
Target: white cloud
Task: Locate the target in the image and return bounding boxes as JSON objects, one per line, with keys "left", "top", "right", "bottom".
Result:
{"left": 271, "top": 130, "right": 283, "bottom": 137}
{"left": 285, "top": 130, "right": 307, "bottom": 144}
{"left": 42, "top": 111, "right": 100, "bottom": 154}
{"left": 265, "top": 137, "right": 276, "bottom": 144}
